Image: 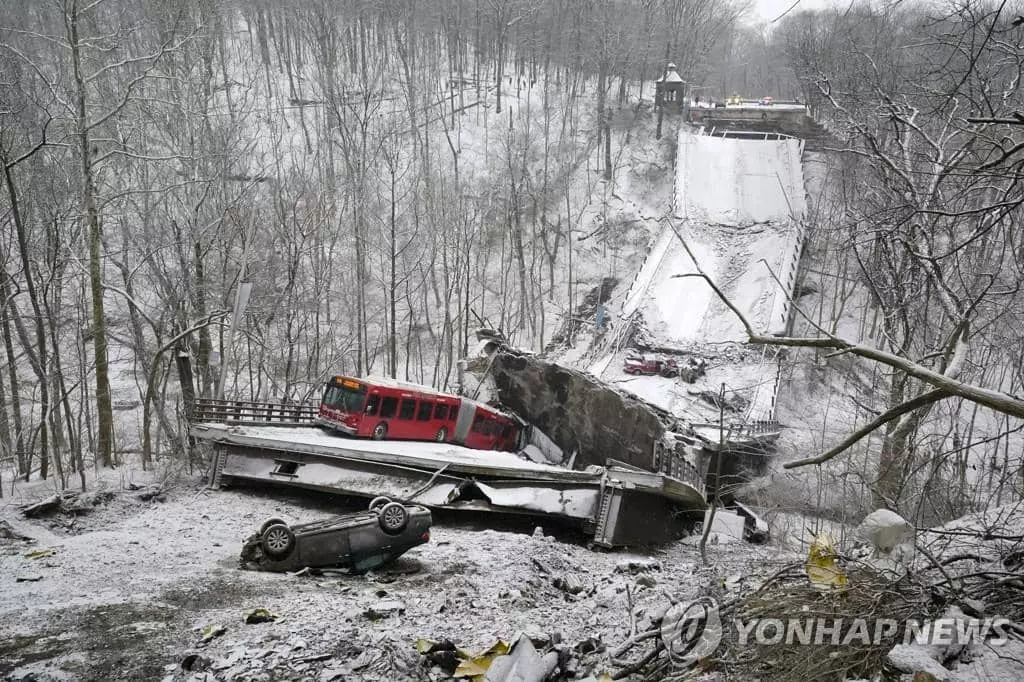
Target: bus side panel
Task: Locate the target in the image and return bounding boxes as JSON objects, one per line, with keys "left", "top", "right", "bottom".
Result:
{"left": 452, "top": 399, "right": 475, "bottom": 445}
{"left": 391, "top": 396, "right": 416, "bottom": 440}
{"left": 353, "top": 401, "right": 375, "bottom": 437}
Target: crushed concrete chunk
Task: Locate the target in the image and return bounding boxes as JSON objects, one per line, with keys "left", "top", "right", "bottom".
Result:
{"left": 483, "top": 637, "right": 558, "bottom": 682}
{"left": 887, "top": 644, "right": 950, "bottom": 680}
{"left": 553, "top": 573, "right": 591, "bottom": 595}
{"left": 614, "top": 559, "right": 661, "bottom": 574}
{"left": 363, "top": 600, "right": 405, "bottom": 619}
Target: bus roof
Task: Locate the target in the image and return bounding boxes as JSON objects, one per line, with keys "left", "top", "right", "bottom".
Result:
{"left": 459, "top": 396, "right": 518, "bottom": 422}
{"left": 337, "top": 374, "right": 452, "bottom": 399}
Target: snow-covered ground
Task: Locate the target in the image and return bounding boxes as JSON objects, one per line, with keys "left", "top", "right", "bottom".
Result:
{"left": 0, "top": 468, "right": 788, "bottom": 681}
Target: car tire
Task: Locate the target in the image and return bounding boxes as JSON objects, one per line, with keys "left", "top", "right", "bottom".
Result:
{"left": 377, "top": 502, "right": 409, "bottom": 535}
{"left": 259, "top": 518, "right": 288, "bottom": 536}
{"left": 372, "top": 422, "right": 388, "bottom": 440}
{"left": 261, "top": 523, "right": 296, "bottom": 560}
{"left": 368, "top": 496, "right": 392, "bottom": 512}
{"left": 435, "top": 427, "right": 447, "bottom": 442}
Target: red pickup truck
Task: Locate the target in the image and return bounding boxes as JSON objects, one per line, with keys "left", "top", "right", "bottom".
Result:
{"left": 623, "top": 356, "right": 680, "bottom": 378}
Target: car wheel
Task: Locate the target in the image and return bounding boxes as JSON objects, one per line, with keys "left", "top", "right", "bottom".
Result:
{"left": 435, "top": 427, "right": 447, "bottom": 442}
{"left": 372, "top": 422, "right": 388, "bottom": 440}
{"left": 261, "top": 523, "right": 296, "bottom": 560}
{"left": 368, "top": 496, "right": 392, "bottom": 512}
{"left": 377, "top": 502, "right": 409, "bottom": 535}
{"left": 259, "top": 518, "right": 288, "bottom": 536}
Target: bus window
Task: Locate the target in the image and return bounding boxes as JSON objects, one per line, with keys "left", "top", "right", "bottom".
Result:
{"left": 471, "top": 415, "right": 485, "bottom": 433}
{"left": 450, "top": 405, "right": 459, "bottom": 421}
{"left": 399, "top": 399, "right": 417, "bottom": 420}
{"left": 433, "top": 403, "right": 448, "bottom": 420}
{"left": 365, "top": 394, "right": 380, "bottom": 416}
{"left": 417, "top": 401, "right": 433, "bottom": 421}
{"left": 380, "top": 396, "right": 398, "bottom": 418}
{"left": 323, "top": 381, "right": 366, "bottom": 413}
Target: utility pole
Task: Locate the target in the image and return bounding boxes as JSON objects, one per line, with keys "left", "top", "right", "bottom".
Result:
{"left": 700, "top": 382, "right": 728, "bottom": 565}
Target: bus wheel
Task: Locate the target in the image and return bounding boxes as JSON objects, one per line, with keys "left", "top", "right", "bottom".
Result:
{"left": 372, "top": 423, "right": 388, "bottom": 440}
{"left": 435, "top": 427, "right": 448, "bottom": 442}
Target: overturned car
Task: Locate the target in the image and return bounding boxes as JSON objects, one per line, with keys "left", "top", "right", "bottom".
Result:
{"left": 240, "top": 498, "right": 431, "bottom": 573}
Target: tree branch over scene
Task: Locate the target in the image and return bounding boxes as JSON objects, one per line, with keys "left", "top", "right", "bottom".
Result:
{"left": 668, "top": 221, "right": 1024, "bottom": 463}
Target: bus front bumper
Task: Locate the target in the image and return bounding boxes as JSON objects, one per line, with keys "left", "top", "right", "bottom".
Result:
{"left": 316, "top": 417, "right": 357, "bottom": 435}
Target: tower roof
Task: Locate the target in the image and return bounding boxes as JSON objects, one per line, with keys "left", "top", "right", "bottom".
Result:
{"left": 656, "top": 63, "right": 683, "bottom": 83}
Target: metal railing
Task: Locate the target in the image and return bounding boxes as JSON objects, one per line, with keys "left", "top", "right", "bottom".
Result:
{"left": 653, "top": 437, "right": 709, "bottom": 496}
{"left": 191, "top": 398, "right": 319, "bottom": 425}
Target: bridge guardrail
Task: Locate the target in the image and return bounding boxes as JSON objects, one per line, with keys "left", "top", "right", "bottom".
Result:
{"left": 192, "top": 398, "right": 319, "bottom": 425}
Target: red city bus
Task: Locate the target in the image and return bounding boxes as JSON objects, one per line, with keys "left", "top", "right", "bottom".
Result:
{"left": 317, "top": 375, "right": 521, "bottom": 452}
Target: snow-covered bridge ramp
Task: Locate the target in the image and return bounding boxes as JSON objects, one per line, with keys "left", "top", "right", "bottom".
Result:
{"left": 592, "top": 130, "right": 807, "bottom": 428}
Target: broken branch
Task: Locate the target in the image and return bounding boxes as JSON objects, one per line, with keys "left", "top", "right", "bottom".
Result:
{"left": 666, "top": 222, "right": 1024, "bottom": 420}
{"left": 783, "top": 389, "right": 952, "bottom": 469}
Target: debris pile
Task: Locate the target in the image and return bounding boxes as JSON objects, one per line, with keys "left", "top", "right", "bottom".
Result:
{"left": 609, "top": 508, "right": 1024, "bottom": 681}
{"left": 19, "top": 490, "right": 116, "bottom": 518}
{"left": 485, "top": 352, "right": 671, "bottom": 470}
{"left": 0, "top": 520, "right": 33, "bottom": 546}
{"left": 415, "top": 631, "right": 606, "bottom": 681}
{"left": 17, "top": 485, "right": 166, "bottom": 535}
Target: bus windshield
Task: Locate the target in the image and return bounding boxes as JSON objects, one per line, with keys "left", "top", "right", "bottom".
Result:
{"left": 323, "top": 381, "right": 367, "bottom": 414}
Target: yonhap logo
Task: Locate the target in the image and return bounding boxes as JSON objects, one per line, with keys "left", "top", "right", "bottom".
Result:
{"left": 661, "top": 596, "right": 723, "bottom": 664}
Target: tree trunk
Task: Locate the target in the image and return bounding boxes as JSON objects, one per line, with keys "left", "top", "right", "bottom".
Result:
{"left": 70, "top": 0, "right": 114, "bottom": 467}
{"left": 389, "top": 168, "right": 398, "bottom": 378}
{"left": 1, "top": 302, "right": 26, "bottom": 479}
{"left": 0, "top": 362, "right": 9, "bottom": 497}
{"left": 1, "top": 161, "right": 49, "bottom": 479}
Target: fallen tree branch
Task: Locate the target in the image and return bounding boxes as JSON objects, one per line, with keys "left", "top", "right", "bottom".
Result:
{"left": 611, "top": 640, "right": 665, "bottom": 680}
{"left": 666, "top": 222, "right": 1024, "bottom": 420}
{"left": 783, "top": 389, "right": 951, "bottom": 469}
{"left": 20, "top": 496, "right": 61, "bottom": 518}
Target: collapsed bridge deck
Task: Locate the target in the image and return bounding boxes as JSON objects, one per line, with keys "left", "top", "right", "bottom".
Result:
{"left": 191, "top": 404, "right": 708, "bottom": 547}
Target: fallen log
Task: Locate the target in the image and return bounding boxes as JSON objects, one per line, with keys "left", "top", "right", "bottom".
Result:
{"left": 20, "top": 495, "right": 61, "bottom": 518}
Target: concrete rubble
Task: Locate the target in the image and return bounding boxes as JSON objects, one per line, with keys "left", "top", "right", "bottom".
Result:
{"left": 475, "top": 350, "right": 676, "bottom": 471}
{"left": 681, "top": 508, "right": 745, "bottom": 545}
{"left": 5, "top": 471, "right": 1024, "bottom": 681}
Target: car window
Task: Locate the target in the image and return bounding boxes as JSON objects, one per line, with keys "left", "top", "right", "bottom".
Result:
{"left": 399, "top": 399, "right": 416, "bottom": 420}
{"left": 380, "top": 396, "right": 397, "bottom": 418}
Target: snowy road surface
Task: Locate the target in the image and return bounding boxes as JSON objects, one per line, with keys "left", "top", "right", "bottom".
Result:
{"left": 196, "top": 424, "right": 591, "bottom": 478}
{"left": 592, "top": 131, "right": 806, "bottom": 424}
